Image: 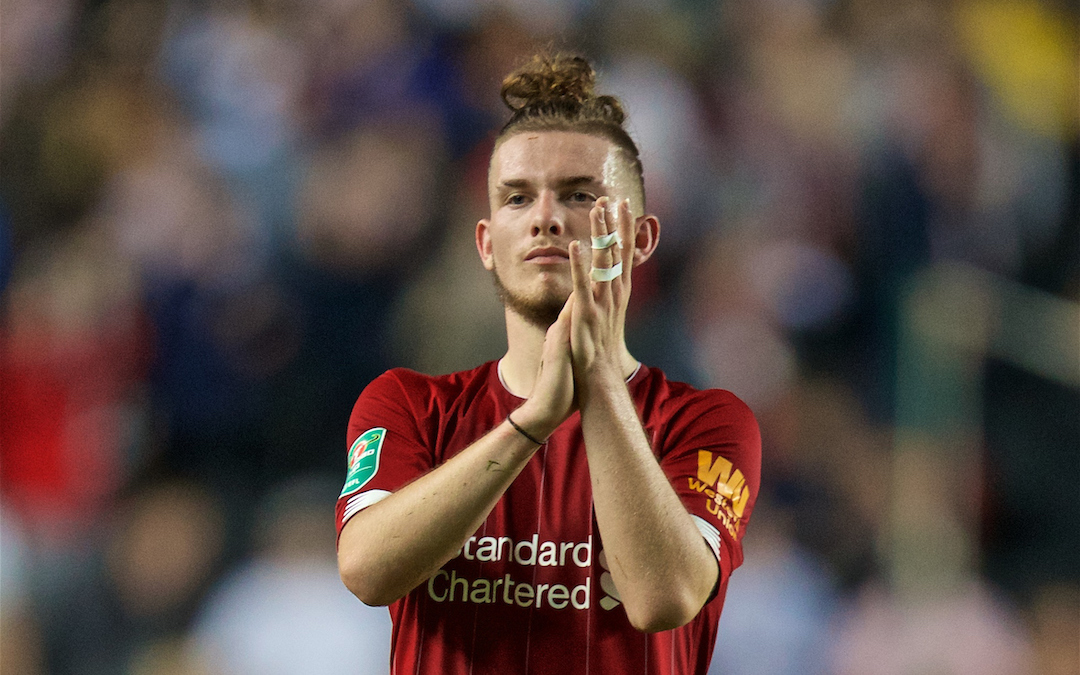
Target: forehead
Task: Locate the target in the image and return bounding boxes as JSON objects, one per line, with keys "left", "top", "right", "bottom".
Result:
{"left": 489, "top": 131, "right": 620, "bottom": 189}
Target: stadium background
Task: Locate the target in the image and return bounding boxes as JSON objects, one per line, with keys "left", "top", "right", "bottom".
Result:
{"left": 0, "top": 0, "right": 1077, "bottom": 672}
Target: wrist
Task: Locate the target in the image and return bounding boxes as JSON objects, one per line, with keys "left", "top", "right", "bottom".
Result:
{"left": 506, "top": 413, "right": 546, "bottom": 445}
{"left": 575, "top": 362, "right": 628, "bottom": 401}
{"left": 577, "top": 364, "right": 642, "bottom": 414}
{"left": 509, "top": 401, "right": 561, "bottom": 441}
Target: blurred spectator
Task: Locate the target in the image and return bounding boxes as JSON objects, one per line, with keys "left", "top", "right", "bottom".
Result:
{"left": 39, "top": 478, "right": 225, "bottom": 674}
{"left": 0, "top": 205, "right": 13, "bottom": 298}
{"left": 161, "top": 2, "right": 306, "bottom": 174}
{"left": 982, "top": 360, "right": 1080, "bottom": 600}
{"left": 1, "top": 509, "right": 46, "bottom": 675}
{"left": 293, "top": 120, "right": 446, "bottom": 276}
{"left": 0, "top": 219, "right": 151, "bottom": 543}
{"left": 0, "top": 0, "right": 78, "bottom": 125}
{"left": 600, "top": 48, "right": 712, "bottom": 232}
{"left": 682, "top": 230, "right": 799, "bottom": 412}
{"left": 758, "top": 377, "right": 888, "bottom": 590}
{"left": 187, "top": 474, "right": 392, "bottom": 675}
{"left": 829, "top": 580, "right": 1035, "bottom": 675}
{"left": 389, "top": 200, "right": 509, "bottom": 376}
{"left": 98, "top": 119, "right": 303, "bottom": 501}
{"left": 1026, "top": 583, "right": 1080, "bottom": 675}
{"left": 710, "top": 505, "right": 837, "bottom": 675}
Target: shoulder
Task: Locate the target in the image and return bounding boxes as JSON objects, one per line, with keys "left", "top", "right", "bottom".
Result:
{"left": 357, "top": 362, "right": 496, "bottom": 407}
{"left": 641, "top": 367, "right": 755, "bottom": 418}
{"left": 347, "top": 362, "right": 497, "bottom": 443}
{"left": 638, "top": 367, "right": 760, "bottom": 441}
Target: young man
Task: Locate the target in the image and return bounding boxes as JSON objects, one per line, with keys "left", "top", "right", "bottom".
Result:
{"left": 336, "top": 54, "right": 760, "bottom": 674}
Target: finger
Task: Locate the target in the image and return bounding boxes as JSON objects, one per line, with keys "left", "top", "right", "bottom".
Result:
{"left": 542, "top": 294, "right": 573, "bottom": 359}
{"left": 569, "top": 240, "right": 591, "bottom": 301}
{"left": 590, "top": 196, "right": 610, "bottom": 238}
{"left": 536, "top": 293, "right": 574, "bottom": 409}
{"left": 590, "top": 197, "right": 616, "bottom": 272}
{"left": 591, "top": 199, "right": 623, "bottom": 298}
{"left": 552, "top": 292, "right": 573, "bottom": 335}
{"left": 619, "top": 198, "right": 634, "bottom": 281}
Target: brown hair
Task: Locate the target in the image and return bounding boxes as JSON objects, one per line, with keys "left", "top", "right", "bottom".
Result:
{"left": 496, "top": 54, "right": 644, "bottom": 206}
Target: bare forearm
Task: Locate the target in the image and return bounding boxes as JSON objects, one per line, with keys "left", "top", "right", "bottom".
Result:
{"left": 337, "top": 420, "right": 540, "bottom": 606}
{"left": 579, "top": 372, "right": 718, "bottom": 632}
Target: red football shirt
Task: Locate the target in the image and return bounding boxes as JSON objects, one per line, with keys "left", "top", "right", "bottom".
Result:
{"left": 336, "top": 360, "right": 760, "bottom": 675}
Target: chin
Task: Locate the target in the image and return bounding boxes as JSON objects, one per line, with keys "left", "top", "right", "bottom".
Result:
{"left": 511, "top": 290, "right": 568, "bottom": 328}
{"left": 490, "top": 269, "right": 568, "bottom": 328}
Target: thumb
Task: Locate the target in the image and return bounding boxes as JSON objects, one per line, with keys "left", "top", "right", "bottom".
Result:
{"left": 539, "top": 294, "right": 573, "bottom": 374}
{"left": 546, "top": 293, "right": 574, "bottom": 346}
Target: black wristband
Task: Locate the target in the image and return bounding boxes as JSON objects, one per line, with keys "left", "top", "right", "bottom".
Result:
{"left": 506, "top": 414, "right": 545, "bottom": 445}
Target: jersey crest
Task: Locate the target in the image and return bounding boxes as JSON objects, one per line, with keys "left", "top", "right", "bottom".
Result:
{"left": 340, "top": 427, "right": 386, "bottom": 497}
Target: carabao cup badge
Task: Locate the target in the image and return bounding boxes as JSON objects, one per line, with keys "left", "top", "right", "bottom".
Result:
{"left": 340, "top": 427, "right": 386, "bottom": 498}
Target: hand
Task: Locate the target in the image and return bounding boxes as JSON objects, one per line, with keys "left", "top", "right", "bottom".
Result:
{"left": 568, "top": 196, "right": 635, "bottom": 379}
{"left": 513, "top": 294, "right": 576, "bottom": 439}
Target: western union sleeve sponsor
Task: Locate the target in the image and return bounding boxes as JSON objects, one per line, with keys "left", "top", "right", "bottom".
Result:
{"left": 692, "top": 450, "right": 750, "bottom": 537}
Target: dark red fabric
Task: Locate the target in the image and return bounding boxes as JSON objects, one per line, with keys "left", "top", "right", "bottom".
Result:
{"left": 336, "top": 361, "right": 760, "bottom": 675}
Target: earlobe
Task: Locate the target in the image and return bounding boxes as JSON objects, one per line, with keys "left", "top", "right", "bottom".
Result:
{"left": 632, "top": 215, "right": 660, "bottom": 267}
{"left": 476, "top": 219, "right": 495, "bottom": 271}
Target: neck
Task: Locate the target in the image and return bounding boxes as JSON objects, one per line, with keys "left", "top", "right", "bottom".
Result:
{"left": 498, "top": 308, "right": 639, "bottom": 398}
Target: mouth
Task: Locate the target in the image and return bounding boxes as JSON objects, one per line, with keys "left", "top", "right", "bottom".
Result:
{"left": 525, "top": 246, "right": 570, "bottom": 264}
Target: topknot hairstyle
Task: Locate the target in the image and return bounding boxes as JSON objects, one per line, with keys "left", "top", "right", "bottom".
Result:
{"left": 496, "top": 53, "right": 644, "bottom": 206}
{"left": 500, "top": 55, "right": 624, "bottom": 124}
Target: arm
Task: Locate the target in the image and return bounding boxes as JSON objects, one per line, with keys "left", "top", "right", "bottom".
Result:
{"left": 578, "top": 374, "right": 719, "bottom": 632}
{"left": 568, "top": 198, "right": 718, "bottom": 632}
{"left": 338, "top": 301, "right": 576, "bottom": 607}
{"left": 338, "top": 417, "right": 541, "bottom": 606}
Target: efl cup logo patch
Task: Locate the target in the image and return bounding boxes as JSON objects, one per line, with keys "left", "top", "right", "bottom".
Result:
{"left": 339, "top": 428, "right": 386, "bottom": 498}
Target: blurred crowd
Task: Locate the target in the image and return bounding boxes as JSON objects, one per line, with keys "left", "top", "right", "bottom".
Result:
{"left": 0, "top": 0, "right": 1077, "bottom": 673}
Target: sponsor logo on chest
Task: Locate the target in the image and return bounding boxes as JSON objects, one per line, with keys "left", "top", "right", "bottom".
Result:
{"left": 425, "top": 534, "right": 620, "bottom": 612}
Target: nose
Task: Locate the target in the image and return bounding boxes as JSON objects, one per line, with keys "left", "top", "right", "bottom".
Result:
{"left": 530, "top": 190, "right": 564, "bottom": 237}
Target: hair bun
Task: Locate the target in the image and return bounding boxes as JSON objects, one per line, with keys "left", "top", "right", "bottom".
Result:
{"left": 501, "top": 54, "right": 608, "bottom": 115}
{"left": 494, "top": 52, "right": 642, "bottom": 208}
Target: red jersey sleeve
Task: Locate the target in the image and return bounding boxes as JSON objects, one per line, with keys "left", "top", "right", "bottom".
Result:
{"left": 335, "top": 369, "right": 436, "bottom": 539}
{"left": 657, "top": 389, "right": 761, "bottom": 588}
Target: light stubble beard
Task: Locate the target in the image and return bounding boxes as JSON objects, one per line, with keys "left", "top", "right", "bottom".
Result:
{"left": 489, "top": 263, "right": 568, "bottom": 329}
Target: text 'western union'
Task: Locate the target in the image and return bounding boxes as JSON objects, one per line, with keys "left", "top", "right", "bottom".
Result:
{"left": 428, "top": 571, "right": 591, "bottom": 610}
{"left": 692, "top": 450, "right": 749, "bottom": 538}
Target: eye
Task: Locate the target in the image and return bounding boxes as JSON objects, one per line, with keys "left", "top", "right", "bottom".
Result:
{"left": 567, "top": 191, "right": 594, "bottom": 204}
{"left": 506, "top": 194, "right": 528, "bottom": 206}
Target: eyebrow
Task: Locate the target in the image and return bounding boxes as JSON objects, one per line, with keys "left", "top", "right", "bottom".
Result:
{"left": 499, "top": 176, "right": 601, "bottom": 191}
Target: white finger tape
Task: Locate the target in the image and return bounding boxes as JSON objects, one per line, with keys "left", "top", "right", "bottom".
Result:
{"left": 591, "top": 261, "right": 623, "bottom": 282}
{"left": 591, "top": 231, "right": 622, "bottom": 250}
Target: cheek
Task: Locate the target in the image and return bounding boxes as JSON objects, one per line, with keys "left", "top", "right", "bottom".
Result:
{"left": 485, "top": 235, "right": 516, "bottom": 271}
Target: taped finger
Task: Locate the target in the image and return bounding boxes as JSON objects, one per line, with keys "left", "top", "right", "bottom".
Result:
{"left": 591, "top": 231, "right": 622, "bottom": 249}
{"left": 590, "top": 261, "right": 623, "bottom": 282}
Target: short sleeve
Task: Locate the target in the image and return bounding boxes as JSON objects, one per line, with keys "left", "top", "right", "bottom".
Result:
{"left": 658, "top": 390, "right": 761, "bottom": 588}
{"left": 335, "top": 369, "right": 437, "bottom": 540}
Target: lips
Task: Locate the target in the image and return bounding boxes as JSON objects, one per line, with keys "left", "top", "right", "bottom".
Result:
{"left": 525, "top": 246, "right": 569, "bottom": 262}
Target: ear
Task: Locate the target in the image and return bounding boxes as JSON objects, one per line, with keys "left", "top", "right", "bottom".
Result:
{"left": 631, "top": 214, "right": 660, "bottom": 267}
{"left": 476, "top": 219, "right": 495, "bottom": 271}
